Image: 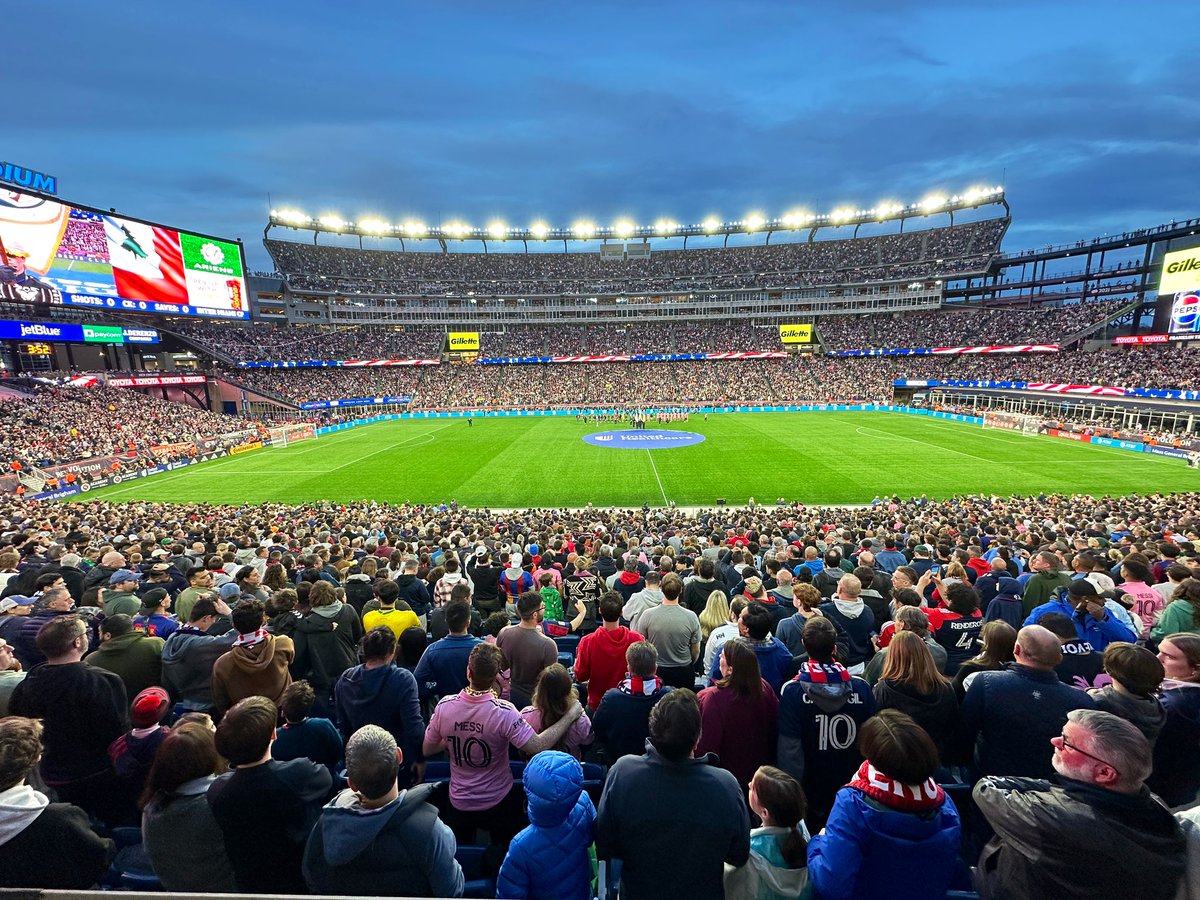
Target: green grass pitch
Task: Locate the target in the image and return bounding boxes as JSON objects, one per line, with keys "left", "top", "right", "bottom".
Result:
{"left": 80, "top": 411, "right": 1192, "bottom": 508}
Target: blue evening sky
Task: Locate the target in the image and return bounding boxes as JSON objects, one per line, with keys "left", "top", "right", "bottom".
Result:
{"left": 6, "top": 1, "right": 1200, "bottom": 269}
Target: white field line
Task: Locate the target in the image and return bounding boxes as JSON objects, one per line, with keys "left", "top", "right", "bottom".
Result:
{"left": 914, "top": 416, "right": 1161, "bottom": 461}
{"left": 322, "top": 424, "right": 453, "bottom": 474}
{"left": 852, "top": 423, "right": 993, "bottom": 464}
{"left": 646, "top": 449, "right": 669, "bottom": 505}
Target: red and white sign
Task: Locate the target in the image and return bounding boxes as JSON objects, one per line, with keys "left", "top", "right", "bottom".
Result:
{"left": 930, "top": 344, "right": 1060, "bottom": 355}
{"left": 340, "top": 359, "right": 440, "bottom": 367}
{"left": 108, "top": 374, "right": 207, "bottom": 387}
{"left": 1026, "top": 383, "right": 1125, "bottom": 396}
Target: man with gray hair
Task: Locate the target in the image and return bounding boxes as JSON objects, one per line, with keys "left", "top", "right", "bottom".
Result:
{"left": 303, "top": 724, "right": 463, "bottom": 897}
{"left": 974, "top": 709, "right": 1185, "bottom": 900}
{"left": 961, "top": 624, "right": 1096, "bottom": 779}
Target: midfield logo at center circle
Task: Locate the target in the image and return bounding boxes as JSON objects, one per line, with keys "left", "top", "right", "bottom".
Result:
{"left": 582, "top": 429, "right": 706, "bottom": 449}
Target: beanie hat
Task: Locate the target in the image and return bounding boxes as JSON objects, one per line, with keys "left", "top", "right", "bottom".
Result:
{"left": 131, "top": 687, "right": 170, "bottom": 728}
{"left": 219, "top": 582, "right": 242, "bottom": 601}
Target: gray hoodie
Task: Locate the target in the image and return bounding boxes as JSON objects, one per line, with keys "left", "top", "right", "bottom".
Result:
{"left": 623, "top": 587, "right": 664, "bottom": 634}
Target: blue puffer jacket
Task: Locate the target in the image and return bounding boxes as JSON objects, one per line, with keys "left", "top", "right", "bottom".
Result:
{"left": 496, "top": 751, "right": 596, "bottom": 900}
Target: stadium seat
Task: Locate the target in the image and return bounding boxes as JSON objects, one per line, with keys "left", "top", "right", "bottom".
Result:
{"left": 581, "top": 761, "right": 606, "bottom": 804}
{"left": 598, "top": 858, "right": 623, "bottom": 900}
{"left": 455, "top": 844, "right": 496, "bottom": 899}
{"left": 553, "top": 634, "right": 581, "bottom": 658}
{"left": 423, "top": 760, "right": 451, "bottom": 783}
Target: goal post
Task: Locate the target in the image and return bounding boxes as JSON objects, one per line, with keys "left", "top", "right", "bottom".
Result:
{"left": 982, "top": 412, "right": 1044, "bottom": 436}
{"left": 267, "top": 423, "right": 317, "bottom": 449}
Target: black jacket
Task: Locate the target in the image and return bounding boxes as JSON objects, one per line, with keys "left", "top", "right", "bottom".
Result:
{"left": 873, "top": 678, "right": 959, "bottom": 759}
{"left": 818, "top": 601, "right": 876, "bottom": 669}
{"left": 591, "top": 685, "right": 674, "bottom": 765}
{"left": 0, "top": 801, "right": 114, "bottom": 888}
{"left": 292, "top": 603, "right": 364, "bottom": 694}
{"left": 394, "top": 574, "right": 432, "bottom": 618}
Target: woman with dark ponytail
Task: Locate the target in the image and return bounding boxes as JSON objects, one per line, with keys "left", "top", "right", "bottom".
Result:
{"left": 724, "top": 765, "right": 810, "bottom": 899}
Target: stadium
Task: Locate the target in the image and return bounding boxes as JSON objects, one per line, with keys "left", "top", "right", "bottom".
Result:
{"left": 3, "top": 6, "right": 1200, "bottom": 896}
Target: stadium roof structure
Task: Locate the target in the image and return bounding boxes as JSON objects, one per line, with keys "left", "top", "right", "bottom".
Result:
{"left": 267, "top": 185, "right": 1008, "bottom": 245}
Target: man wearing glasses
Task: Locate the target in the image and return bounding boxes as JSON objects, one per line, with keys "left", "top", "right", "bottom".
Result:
{"left": 973, "top": 709, "right": 1185, "bottom": 900}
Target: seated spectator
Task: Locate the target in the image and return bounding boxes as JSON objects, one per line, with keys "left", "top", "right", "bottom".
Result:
{"left": 974, "top": 709, "right": 1185, "bottom": 900}
{"left": 160, "top": 597, "right": 236, "bottom": 713}
{"left": 807, "top": 710, "right": 961, "bottom": 900}
{"left": 208, "top": 695, "right": 333, "bottom": 894}
{"left": 85, "top": 613, "right": 165, "bottom": 699}
{"left": 596, "top": 689, "right": 750, "bottom": 899}
{"left": 302, "top": 725, "right": 464, "bottom": 898}
{"left": 273, "top": 679, "right": 344, "bottom": 775}
{"left": 1149, "top": 634, "right": 1200, "bottom": 807}
{"left": 107, "top": 687, "right": 172, "bottom": 825}
{"left": 871, "top": 632, "right": 958, "bottom": 761}
{"left": 334, "top": 626, "right": 423, "bottom": 782}
{"left": 777, "top": 617, "right": 877, "bottom": 831}
{"left": 961, "top": 624, "right": 1096, "bottom": 779}
{"left": 591, "top": 640, "right": 674, "bottom": 765}
{"left": 951, "top": 619, "right": 1017, "bottom": 700}
{"left": 0, "top": 716, "right": 114, "bottom": 889}
{"left": 573, "top": 591, "right": 643, "bottom": 712}
{"left": 9, "top": 615, "right": 128, "bottom": 823}
{"left": 697, "top": 637, "right": 780, "bottom": 790}
{"left": 497, "top": 751, "right": 596, "bottom": 900}
{"left": 422, "top": 642, "right": 583, "bottom": 847}
{"left": 211, "top": 599, "right": 295, "bottom": 715}
{"left": 724, "top": 765, "right": 809, "bottom": 900}
{"left": 519, "top": 664, "right": 594, "bottom": 760}
{"left": 140, "top": 720, "right": 237, "bottom": 893}
{"left": 1088, "top": 642, "right": 1166, "bottom": 745}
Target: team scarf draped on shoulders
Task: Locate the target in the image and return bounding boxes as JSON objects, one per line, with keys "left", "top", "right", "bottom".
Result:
{"left": 795, "top": 659, "right": 851, "bottom": 684}
{"left": 848, "top": 760, "right": 945, "bottom": 813}
{"left": 619, "top": 674, "right": 663, "bottom": 696}
{"left": 234, "top": 627, "right": 269, "bottom": 648}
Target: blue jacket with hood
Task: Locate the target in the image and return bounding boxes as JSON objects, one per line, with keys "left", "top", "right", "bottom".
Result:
{"left": 334, "top": 663, "right": 424, "bottom": 770}
{"left": 496, "top": 751, "right": 596, "bottom": 900}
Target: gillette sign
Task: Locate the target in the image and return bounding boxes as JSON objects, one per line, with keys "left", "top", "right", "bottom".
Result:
{"left": 0, "top": 319, "right": 159, "bottom": 344}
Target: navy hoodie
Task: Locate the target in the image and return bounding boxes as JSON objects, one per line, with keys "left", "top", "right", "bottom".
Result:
{"left": 334, "top": 663, "right": 424, "bottom": 770}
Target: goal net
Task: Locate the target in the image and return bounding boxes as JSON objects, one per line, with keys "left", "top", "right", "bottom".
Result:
{"left": 268, "top": 423, "right": 317, "bottom": 449}
{"left": 982, "top": 412, "right": 1043, "bottom": 436}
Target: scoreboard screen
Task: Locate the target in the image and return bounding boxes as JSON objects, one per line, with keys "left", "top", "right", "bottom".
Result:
{"left": 1159, "top": 246, "right": 1200, "bottom": 335}
{"left": 0, "top": 189, "right": 248, "bottom": 319}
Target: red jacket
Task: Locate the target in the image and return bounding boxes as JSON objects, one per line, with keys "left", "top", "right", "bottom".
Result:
{"left": 574, "top": 625, "right": 644, "bottom": 709}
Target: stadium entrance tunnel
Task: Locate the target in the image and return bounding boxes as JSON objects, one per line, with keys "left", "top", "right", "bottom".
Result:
{"left": 582, "top": 429, "right": 706, "bottom": 449}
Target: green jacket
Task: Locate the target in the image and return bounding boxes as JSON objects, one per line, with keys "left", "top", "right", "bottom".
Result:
{"left": 1022, "top": 571, "right": 1072, "bottom": 615}
{"left": 86, "top": 631, "right": 165, "bottom": 698}
{"left": 102, "top": 589, "right": 141, "bottom": 618}
{"left": 1150, "top": 599, "right": 1200, "bottom": 643}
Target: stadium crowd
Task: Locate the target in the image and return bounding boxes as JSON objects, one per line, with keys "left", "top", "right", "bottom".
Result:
{"left": 173, "top": 323, "right": 444, "bottom": 363}
{"left": 0, "top": 490, "right": 1197, "bottom": 897}
{"left": 264, "top": 219, "right": 1007, "bottom": 296}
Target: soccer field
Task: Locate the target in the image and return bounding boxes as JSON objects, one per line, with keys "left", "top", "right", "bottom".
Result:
{"left": 80, "top": 412, "right": 1192, "bottom": 508}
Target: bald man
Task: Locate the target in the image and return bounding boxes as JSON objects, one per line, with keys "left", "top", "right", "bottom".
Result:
{"left": 960, "top": 625, "right": 1096, "bottom": 779}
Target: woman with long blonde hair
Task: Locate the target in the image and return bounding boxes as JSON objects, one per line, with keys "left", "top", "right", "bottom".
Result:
{"left": 873, "top": 632, "right": 958, "bottom": 757}
{"left": 699, "top": 589, "right": 730, "bottom": 642}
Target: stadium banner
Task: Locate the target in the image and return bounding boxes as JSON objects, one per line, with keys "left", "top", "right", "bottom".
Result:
{"left": 779, "top": 324, "right": 812, "bottom": 344}
{"left": 1160, "top": 247, "right": 1200, "bottom": 297}
{"left": 0, "top": 320, "right": 159, "bottom": 344}
{"left": 477, "top": 351, "right": 789, "bottom": 365}
{"left": 149, "top": 442, "right": 197, "bottom": 459}
{"left": 1144, "top": 445, "right": 1191, "bottom": 460}
{"left": 835, "top": 344, "right": 1059, "bottom": 357}
{"left": 238, "top": 359, "right": 440, "bottom": 368}
{"left": 230, "top": 441, "right": 263, "bottom": 455}
{"left": 0, "top": 189, "right": 249, "bottom": 319}
{"left": 1047, "top": 429, "right": 1087, "bottom": 442}
{"left": 299, "top": 396, "right": 413, "bottom": 410}
{"left": 1113, "top": 334, "right": 1198, "bottom": 345}
{"left": 107, "top": 374, "right": 207, "bottom": 387}
{"left": 893, "top": 378, "right": 1170, "bottom": 399}
{"left": 446, "top": 332, "right": 480, "bottom": 352}
{"left": 1091, "top": 436, "right": 1144, "bottom": 452}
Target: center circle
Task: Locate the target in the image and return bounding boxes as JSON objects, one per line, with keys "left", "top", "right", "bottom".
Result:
{"left": 582, "top": 429, "right": 707, "bottom": 449}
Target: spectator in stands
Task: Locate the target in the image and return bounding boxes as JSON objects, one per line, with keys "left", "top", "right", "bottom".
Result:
{"left": 211, "top": 599, "right": 295, "bottom": 715}
{"left": 467, "top": 547, "right": 505, "bottom": 616}
{"left": 175, "top": 567, "right": 216, "bottom": 625}
{"left": 591, "top": 640, "right": 674, "bottom": 765}
{"left": 1022, "top": 551, "right": 1072, "bottom": 614}
{"left": 638, "top": 573, "right": 702, "bottom": 690}
{"left": 697, "top": 637, "right": 779, "bottom": 790}
{"left": 1037, "top": 610, "right": 1106, "bottom": 689}
{"left": 132, "top": 587, "right": 179, "bottom": 640}
{"left": 362, "top": 583, "right": 421, "bottom": 640}
{"left": 8, "top": 616, "right": 128, "bottom": 822}
{"left": 0, "top": 716, "right": 114, "bottom": 889}
{"left": 1087, "top": 643, "right": 1166, "bottom": 744}
{"left": 160, "top": 597, "right": 236, "bottom": 714}
{"left": 1151, "top": 576, "right": 1200, "bottom": 642}
{"left": 11, "top": 587, "right": 74, "bottom": 670}
{"left": 1148, "top": 633, "right": 1200, "bottom": 807}
{"left": 724, "top": 764, "right": 810, "bottom": 900}
{"left": 596, "top": 689, "right": 750, "bottom": 898}
{"left": 713, "top": 602, "right": 794, "bottom": 695}
{"left": 1024, "top": 578, "right": 1138, "bottom": 650}
{"left": 433, "top": 556, "right": 472, "bottom": 609}
{"left": 273, "top": 680, "right": 344, "bottom": 776}
{"left": 102, "top": 568, "right": 143, "bottom": 617}
{"left": 777, "top": 617, "right": 877, "bottom": 831}
{"left": 807, "top": 710, "right": 961, "bottom": 900}
{"left": 983, "top": 575, "right": 1024, "bottom": 628}
{"left": 209, "top": 695, "right": 332, "bottom": 894}
{"left": 573, "top": 591, "right": 643, "bottom": 712}
{"left": 292, "top": 580, "right": 364, "bottom": 717}
{"left": 334, "top": 626, "right": 423, "bottom": 783}
{"left": 952, "top": 619, "right": 1017, "bottom": 700}
{"left": 496, "top": 591, "right": 559, "bottom": 709}
{"left": 519, "top": 664, "right": 594, "bottom": 760}
{"left": 413, "top": 600, "right": 481, "bottom": 702}
{"left": 961, "top": 624, "right": 1096, "bottom": 779}
{"left": 302, "top": 724, "right": 464, "bottom": 898}
{"left": 871, "top": 632, "right": 958, "bottom": 761}
{"left": 974, "top": 709, "right": 1185, "bottom": 900}
{"left": 422, "top": 643, "right": 583, "bottom": 846}
{"left": 497, "top": 750, "right": 596, "bottom": 900}
{"left": 85, "top": 613, "right": 164, "bottom": 699}
{"left": 140, "top": 720, "right": 237, "bottom": 893}
{"left": 622, "top": 569, "right": 663, "bottom": 634}
{"left": 864, "top": 606, "right": 947, "bottom": 684}
{"left": 0, "top": 637, "right": 23, "bottom": 716}
{"left": 818, "top": 574, "right": 876, "bottom": 675}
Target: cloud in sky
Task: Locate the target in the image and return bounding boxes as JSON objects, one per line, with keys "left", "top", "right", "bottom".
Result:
{"left": 6, "top": 1, "right": 1199, "bottom": 268}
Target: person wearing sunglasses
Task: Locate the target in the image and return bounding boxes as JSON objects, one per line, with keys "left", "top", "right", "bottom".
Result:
{"left": 973, "top": 709, "right": 1185, "bottom": 900}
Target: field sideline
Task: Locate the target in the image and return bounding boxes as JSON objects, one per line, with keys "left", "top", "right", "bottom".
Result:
{"left": 80, "top": 412, "right": 1192, "bottom": 508}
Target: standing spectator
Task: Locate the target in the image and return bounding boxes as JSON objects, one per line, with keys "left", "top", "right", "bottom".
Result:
{"left": 818, "top": 574, "right": 876, "bottom": 675}
{"left": 1149, "top": 633, "right": 1200, "bottom": 807}
{"left": 807, "top": 710, "right": 961, "bottom": 900}
{"left": 983, "top": 576, "right": 1024, "bottom": 628}
{"left": 863, "top": 606, "right": 947, "bottom": 684}
{"left": 211, "top": 599, "right": 295, "bottom": 715}
{"left": 708, "top": 602, "right": 795, "bottom": 694}
{"left": 697, "top": 638, "right": 779, "bottom": 790}
{"left": 1087, "top": 643, "right": 1166, "bottom": 744}
{"left": 1024, "top": 579, "right": 1138, "bottom": 650}
{"left": 519, "top": 664, "right": 594, "bottom": 760}
{"left": 498, "top": 553, "right": 535, "bottom": 609}
{"left": 0, "top": 717, "right": 114, "bottom": 889}
{"left": 132, "top": 587, "right": 180, "bottom": 640}
{"left": 85, "top": 614, "right": 165, "bottom": 699}
{"left": 292, "top": 581, "right": 363, "bottom": 717}
{"left": 395, "top": 558, "right": 433, "bottom": 625}
{"left": 591, "top": 641, "right": 674, "bottom": 765}
{"left": 467, "top": 547, "right": 504, "bottom": 616}
{"left": 622, "top": 570, "right": 663, "bottom": 634}
{"left": 952, "top": 619, "right": 1017, "bottom": 700}
{"left": 302, "top": 725, "right": 464, "bottom": 898}
{"left": 611, "top": 555, "right": 646, "bottom": 604}
{"left": 871, "top": 632, "right": 958, "bottom": 760}
{"left": 413, "top": 600, "right": 481, "bottom": 702}
{"left": 160, "top": 598, "right": 236, "bottom": 714}
{"left": 1021, "top": 551, "right": 1072, "bottom": 615}
{"left": 926, "top": 581, "right": 984, "bottom": 675}
{"left": 174, "top": 567, "right": 216, "bottom": 625}
{"left": 638, "top": 572, "right": 701, "bottom": 690}
{"left": 574, "top": 592, "right": 643, "bottom": 712}
{"left": 0, "top": 637, "right": 24, "bottom": 715}
{"left": 362, "top": 586, "right": 421, "bottom": 640}
{"left": 102, "top": 569, "right": 144, "bottom": 617}
{"left": 496, "top": 592, "right": 559, "bottom": 709}
{"left": 12, "top": 588, "right": 75, "bottom": 670}
{"left": 433, "top": 556, "right": 472, "bottom": 609}
{"left": 724, "top": 765, "right": 810, "bottom": 900}
{"left": 8, "top": 616, "right": 128, "bottom": 822}
{"left": 1151, "top": 576, "right": 1200, "bottom": 642}
{"left": 777, "top": 617, "right": 877, "bottom": 831}
{"left": 974, "top": 709, "right": 1185, "bottom": 900}
{"left": 1119, "top": 557, "right": 1164, "bottom": 639}
{"left": 208, "top": 696, "right": 332, "bottom": 894}
{"left": 596, "top": 690, "right": 750, "bottom": 899}
{"left": 960, "top": 625, "right": 1096, "bottom": 779}
{"left": 273, "top": 680, "right": 344, "bottom": 776}
{"left": 561, "top": 555, "right": 602, "bottom": 634}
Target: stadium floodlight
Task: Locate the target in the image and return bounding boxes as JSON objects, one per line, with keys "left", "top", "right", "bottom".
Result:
{"left": 702, "top": 217, "right": 721, "bottom": 233}
{"left": 359, "top": 218, "right": 390, "bottom": 233}
{"left": 404, "top": 221, "right": 427, "bottom": 236}
{"left": 920, "top": 195, "right": 947, "bottom": 211}
{"left": 530, "top": 222, "right": 550, "bottom": 239}
{"left": 487, "top": 221, "right": 508, "bottom": 239}
{"left": 745, "top": 214, "right": 766, "bottom": 231}
{"left": 445, "top": 221, "right": 470, "bottom": 238}
{"left": 276, "top": 209, "right": 309, "bottom": 225}
{"left": 319, "top": 215, "right": 345, "bottom": 230}
{"left": 654, "top": 219, "right": 678, "bottom": 235}
{"left": 572, "top": 221, "right": 596, "bottom": 239}
{"left": 614, "top": 220, "right": 636, "bottom": 238}
{"left": 830, "top": 207, "right": 854, "bottom": 224}
{"left": 781, "top": 211, "right": 811, "bottom": 227}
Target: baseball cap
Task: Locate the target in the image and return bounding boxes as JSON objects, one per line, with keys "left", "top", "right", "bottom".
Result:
{"left": 0, "top": 597, "right": 34, "bottom": 613}
{"left": 139, "top": 587, "right": 169, "bottom": 611}
{"left": 474, "top": 546, "right": 487, "bottom": 559}
{"left": 109, "top": 568, "right": 143, "bottom": 585}
{"left": 1067, "top": 579, "right": 1098, "bottom": 598}
{"left": 219, "top": 582, "right": 242, "bottom": 601}
{"left": 914, "top": 545, "right": 933, "bottom": 556}
{"left": 148, "top": 562, "right": 171, "bottom": 575}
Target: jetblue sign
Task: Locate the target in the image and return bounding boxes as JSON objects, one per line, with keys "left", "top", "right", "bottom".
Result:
{"left": 0, "top": 162, "right": 57, "bottom": 195}
{"left": 582, "top": 429, "right": 707, "bottom": 450}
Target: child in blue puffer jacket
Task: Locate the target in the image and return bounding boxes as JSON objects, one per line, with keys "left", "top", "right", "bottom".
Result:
{"left": 496, "top": 750, "right": 596, "bottom": 900}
